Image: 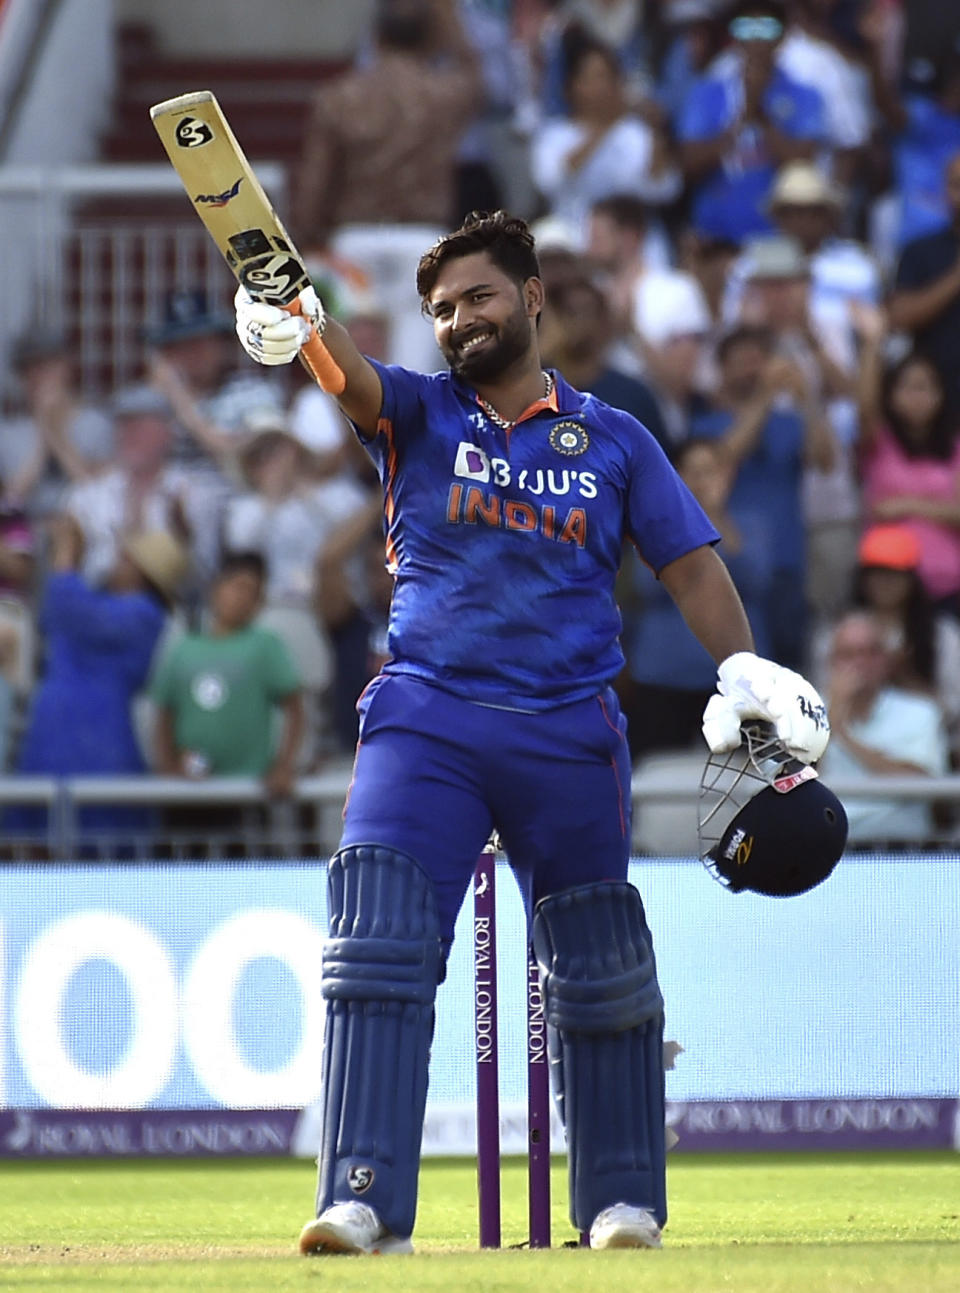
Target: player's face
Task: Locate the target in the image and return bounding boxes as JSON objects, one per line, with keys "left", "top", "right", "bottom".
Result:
{"left": 429, "top": 252, "right": 538, "bottom": 383}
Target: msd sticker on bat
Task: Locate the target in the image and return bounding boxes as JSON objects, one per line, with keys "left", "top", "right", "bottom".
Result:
{"left": 194, "top": 177, "right": 244, "bottom": 208}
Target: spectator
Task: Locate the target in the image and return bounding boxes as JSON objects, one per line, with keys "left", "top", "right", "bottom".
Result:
{"left": 676, "top": 0, "right": 827, "bottom": 242}
{"left": 586, "top": 193, "right": 710, "bottom": 375}
{"left": 224, "top": 417, "right": 371, "bottom": 717}
{"left": 732, "top": 234, "right": 852, "bottom": 624}
{"left": 151, "top": 551, "right": 305, "bottom": 797}
{"left": 678, "top": 228, "right": 740, "bottom": 327}
{"left": 7, "top": 518, "right": 186, "bottom": 838}
{"left": 776, "top": 0, "right": 873, "bottom": 183}
{"left": 66, "top": 385, "right": 221, "bottom": 590}
{"left": 631, "top": 272, "right": 714, "bottom": 455}
{"left": 146, "top": 288, "right": 284, "bottom": 472}
{"left": 0, "top": 488, "right": 34, "bottom": 767}
{"left": 887, "top": 151, "right": 960, "bottom": 412}
{"left": 820, "top": 609, "right": 949, "bottom": 847}
{"left": 847, "top": 524, "right": 960, "bottom": 761}
{"left": 865, "top": 24, "right": 960, "bottom": 256}
{"left": 293, "top": 0, "right": 482, "bottom": 371}
{"left": 657, "top": 1, "right": 731, "bottom": 125}
{"left": 531, "top": 37, "right": 681, "bottom": 237}
{"left": 537, "top": 0, "right": 655, "bottom": 119}
{"left": 537, "top": 271, "right": 669, "bottom": 443}
{"left": 856, "top": 335, "right": 960, "bottom": 614}
{"left": 618, "top": 436, "right": 773, "bottom": 760}
{"left": 691, "top": 325, "right": 834, "bottom": 670}
{"left": 724, "top": 162, "right": 881, "bottom": 324}
{"left": 0, "top": 329, "right": 113, "bottom": 520}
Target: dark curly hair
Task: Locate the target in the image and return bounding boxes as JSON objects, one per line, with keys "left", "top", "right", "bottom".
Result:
{"left": 416, "top": 211, "right": 541, "bottom": 307}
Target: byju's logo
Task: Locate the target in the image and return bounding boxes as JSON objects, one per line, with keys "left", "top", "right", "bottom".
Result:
{"left": 454, "top": 442, "right": 490, "bottom": 482}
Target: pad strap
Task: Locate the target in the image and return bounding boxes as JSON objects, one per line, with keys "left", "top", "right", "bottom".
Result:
{"left": 534, "top": 881, "right": 666, "bottom": 1231}
{"left": 317, "top": 844, "right": 439, "bottom": 1237}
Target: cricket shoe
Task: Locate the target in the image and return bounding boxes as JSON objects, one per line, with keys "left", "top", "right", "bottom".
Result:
{"left": 588, "top": 1203, "right": 662, "bottom": 1250}
{"left": 299, "top": 1201, "right": 414, "bottom": 1256}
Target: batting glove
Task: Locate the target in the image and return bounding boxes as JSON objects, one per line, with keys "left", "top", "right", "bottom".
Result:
{"left": 702, "top": 651, "right": 830, "bottom": 764}
{"left": 234, "top": 285, "right": 324, "bottom": 366}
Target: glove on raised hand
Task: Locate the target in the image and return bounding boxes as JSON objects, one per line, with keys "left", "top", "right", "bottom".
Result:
{"left": 701, "top": 651, "right": 830, "bottom": 764}
{"left": 234, "top": 285, "right": 323, "bottom": 366}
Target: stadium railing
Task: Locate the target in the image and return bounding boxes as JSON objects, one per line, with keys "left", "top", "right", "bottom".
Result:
{"left": 1, "top": 770, "right": 959, "bottom": 861}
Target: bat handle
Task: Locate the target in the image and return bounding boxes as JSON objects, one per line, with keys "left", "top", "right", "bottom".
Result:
{"left": 284, "top": 298, "right": 346, "bottom": 396}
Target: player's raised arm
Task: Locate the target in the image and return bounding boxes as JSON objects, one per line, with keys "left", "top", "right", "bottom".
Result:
{"left": 234, "top": 285, "right": 384, "bottom": 436}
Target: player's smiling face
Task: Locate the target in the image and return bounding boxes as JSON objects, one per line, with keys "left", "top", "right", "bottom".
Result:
{"left": 428, "top": 251, "right": 540, "bottom": 383}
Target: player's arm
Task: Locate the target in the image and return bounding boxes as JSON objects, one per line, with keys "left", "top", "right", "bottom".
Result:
{"left": 659, "top": 543, "right": 754, "bottom": 665}
{"left": 235, "top": 285, "right": 384, "bottom": 436}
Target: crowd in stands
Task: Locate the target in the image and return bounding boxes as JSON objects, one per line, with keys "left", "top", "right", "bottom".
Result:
{"left": 3, "top": 0, "right": 960, "bottom": 850}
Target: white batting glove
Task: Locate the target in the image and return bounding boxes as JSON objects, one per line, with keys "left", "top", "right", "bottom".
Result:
{"left": 234, "top": 285, "right": 324, "bottom": 366}
{"left": 701, "top": 651, "right": 830, "bottom": 764}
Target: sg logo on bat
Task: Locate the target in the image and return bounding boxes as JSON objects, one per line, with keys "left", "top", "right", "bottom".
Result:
{"left": 175, "top": 116, "right": 214, "bottom": 148}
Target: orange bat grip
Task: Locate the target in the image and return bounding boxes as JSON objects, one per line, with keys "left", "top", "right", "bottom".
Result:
{"left": 284, "top": 298, "right": 346, "bottom": 396}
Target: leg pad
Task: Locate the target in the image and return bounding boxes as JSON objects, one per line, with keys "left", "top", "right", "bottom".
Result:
{"left": 534, "top": 881, "right": 667, "bottom": 1231}
{"left": 317, "top": 844, "right": 439, "bottom": 1238}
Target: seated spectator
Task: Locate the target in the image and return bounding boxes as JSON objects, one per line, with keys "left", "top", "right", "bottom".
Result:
{"left": 676, "top": 0, "right": 827, "bottom": 243}
{"left": 631, "top": 273, "right": 714, "bottom": 455}
{"left": 151, "top": 551, "right": 305, "bottom": 798}
{"left": 66, "top": 384, "right": 224, "bottom": 590}
{"left": 887, "top": 151, "right": 960, "bottom": 413}
{"left": 146, "top": 288, "right": 284, "bottom": 473}
{"left": 532, "top": 36, "right": 681, "bottom": 237}
{"left": 833, "top": 524, "right": 960, "bottom": 762}
{"left": 0, "top": 329, "right": 113, "bottom": 520}
{"left": 856, "top": 332, "right": 960, "bottom": 614}
{"left": 691, "top": 324, "right": 832, "bottom": 669}
{"left": 538, "top": 270, "right": 669, "bottom": 443}
{"left": 6, "top": 517, "right": 186, "bottom": 839}
{"left": 658, "top": 1, "right": 731, "bottom": 125}
{"left": 618, "top": 436, "right": 773, "bottom": 761}
{"left": 820, "top": 610, "right": 949, "bottom": 847}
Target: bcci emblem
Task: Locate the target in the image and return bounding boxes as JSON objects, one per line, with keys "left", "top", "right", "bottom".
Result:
{"left": 549, "top": 420, "right": 590, "bottom": 456}
{"left": 347, "top": 1165, "right": 375, "bottom": 1194}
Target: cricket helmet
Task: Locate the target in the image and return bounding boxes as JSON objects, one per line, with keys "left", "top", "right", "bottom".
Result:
{"left": 698, "top": 721, "right": 847, "bottom": 897}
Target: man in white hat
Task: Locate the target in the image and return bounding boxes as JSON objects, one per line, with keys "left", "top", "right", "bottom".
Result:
{"left": 724, "top": 161, "right": 880, "bottom": 327}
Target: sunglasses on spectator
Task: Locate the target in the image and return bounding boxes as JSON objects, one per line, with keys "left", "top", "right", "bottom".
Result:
{"left": 729, "top": 15, "right": 783, "bottom": 41}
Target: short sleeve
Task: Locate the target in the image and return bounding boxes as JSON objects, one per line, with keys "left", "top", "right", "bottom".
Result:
{"left": 620, "top": 416, "right": 720, "bottom": 573}
{"left": 356, "top": 360, "right": 434, "bottom": 446}
{"left": 259, "top": 630, "right": 302, "bottom": 700}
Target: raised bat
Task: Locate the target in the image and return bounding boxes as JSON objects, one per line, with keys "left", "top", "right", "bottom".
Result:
{"left": 149, "top": 89, "right": 340, "bottom": 389}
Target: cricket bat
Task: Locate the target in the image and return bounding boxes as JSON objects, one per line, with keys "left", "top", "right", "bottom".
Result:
{"left": 149, "top": 89, "right": 342, "bottom": 391}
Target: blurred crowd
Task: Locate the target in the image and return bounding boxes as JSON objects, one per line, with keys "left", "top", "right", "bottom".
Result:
{"left": 2, "top": 0, "right": 960, "bottom": 848}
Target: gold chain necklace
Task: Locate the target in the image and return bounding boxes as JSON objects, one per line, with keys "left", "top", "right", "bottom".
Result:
{"left": 476, "top": 371, "right": 554, "bottom": 430}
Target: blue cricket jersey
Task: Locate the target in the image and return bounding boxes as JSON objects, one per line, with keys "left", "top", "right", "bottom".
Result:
{"left": 357, "top": 362, "right": 719, "bottom": 710}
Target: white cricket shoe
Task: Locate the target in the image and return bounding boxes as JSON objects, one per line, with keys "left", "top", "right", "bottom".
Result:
{"left": 589, "top": 1202, "right": 662, "bottom": 1250}
{"left": 298, "top": 1201, "right": 414, "bottom": 1256}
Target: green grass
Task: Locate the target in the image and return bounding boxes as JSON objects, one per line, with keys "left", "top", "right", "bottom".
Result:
{"left": 1, "top": 1152, "right": 958, "bottom": 1290}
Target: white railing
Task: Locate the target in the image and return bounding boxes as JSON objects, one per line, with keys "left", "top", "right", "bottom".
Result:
{"left": 3, "top": 771, "right": 960, "bottom": 860}
{"left": 0, "top": 162, "right": 287, "bottom": 401}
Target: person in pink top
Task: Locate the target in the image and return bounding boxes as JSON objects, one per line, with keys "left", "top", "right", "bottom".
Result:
{"left": 855, "top": 308, "right": 960, "bottom": 613}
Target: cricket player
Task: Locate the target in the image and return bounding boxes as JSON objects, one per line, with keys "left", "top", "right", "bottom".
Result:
{"left": 234, "top": 211, "right": 830, "bottom": 1254}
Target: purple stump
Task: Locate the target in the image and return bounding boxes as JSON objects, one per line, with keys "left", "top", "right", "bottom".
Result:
{"left": 526, "top": 946, "right": 551, "bottom": 1248}
{"left": 474, "top": 849, "right": 501, "bottom": 1248}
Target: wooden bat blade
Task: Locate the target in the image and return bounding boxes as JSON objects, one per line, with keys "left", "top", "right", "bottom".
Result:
{"left": 149, "top": 89, "right": 311, "bottom": 308}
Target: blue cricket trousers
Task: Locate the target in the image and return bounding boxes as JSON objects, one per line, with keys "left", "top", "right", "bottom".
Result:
{"left": 339, "top": 673, "right": 633, "bottom": 949}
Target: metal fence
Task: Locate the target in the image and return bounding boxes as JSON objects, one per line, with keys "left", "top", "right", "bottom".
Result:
{"left": 3, "top": 770, "right": 960, "bottom": 862}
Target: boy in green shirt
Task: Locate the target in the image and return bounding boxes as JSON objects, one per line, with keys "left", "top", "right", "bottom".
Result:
{"left": 152, "top": 551, "right": 304, "bottom": 796}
